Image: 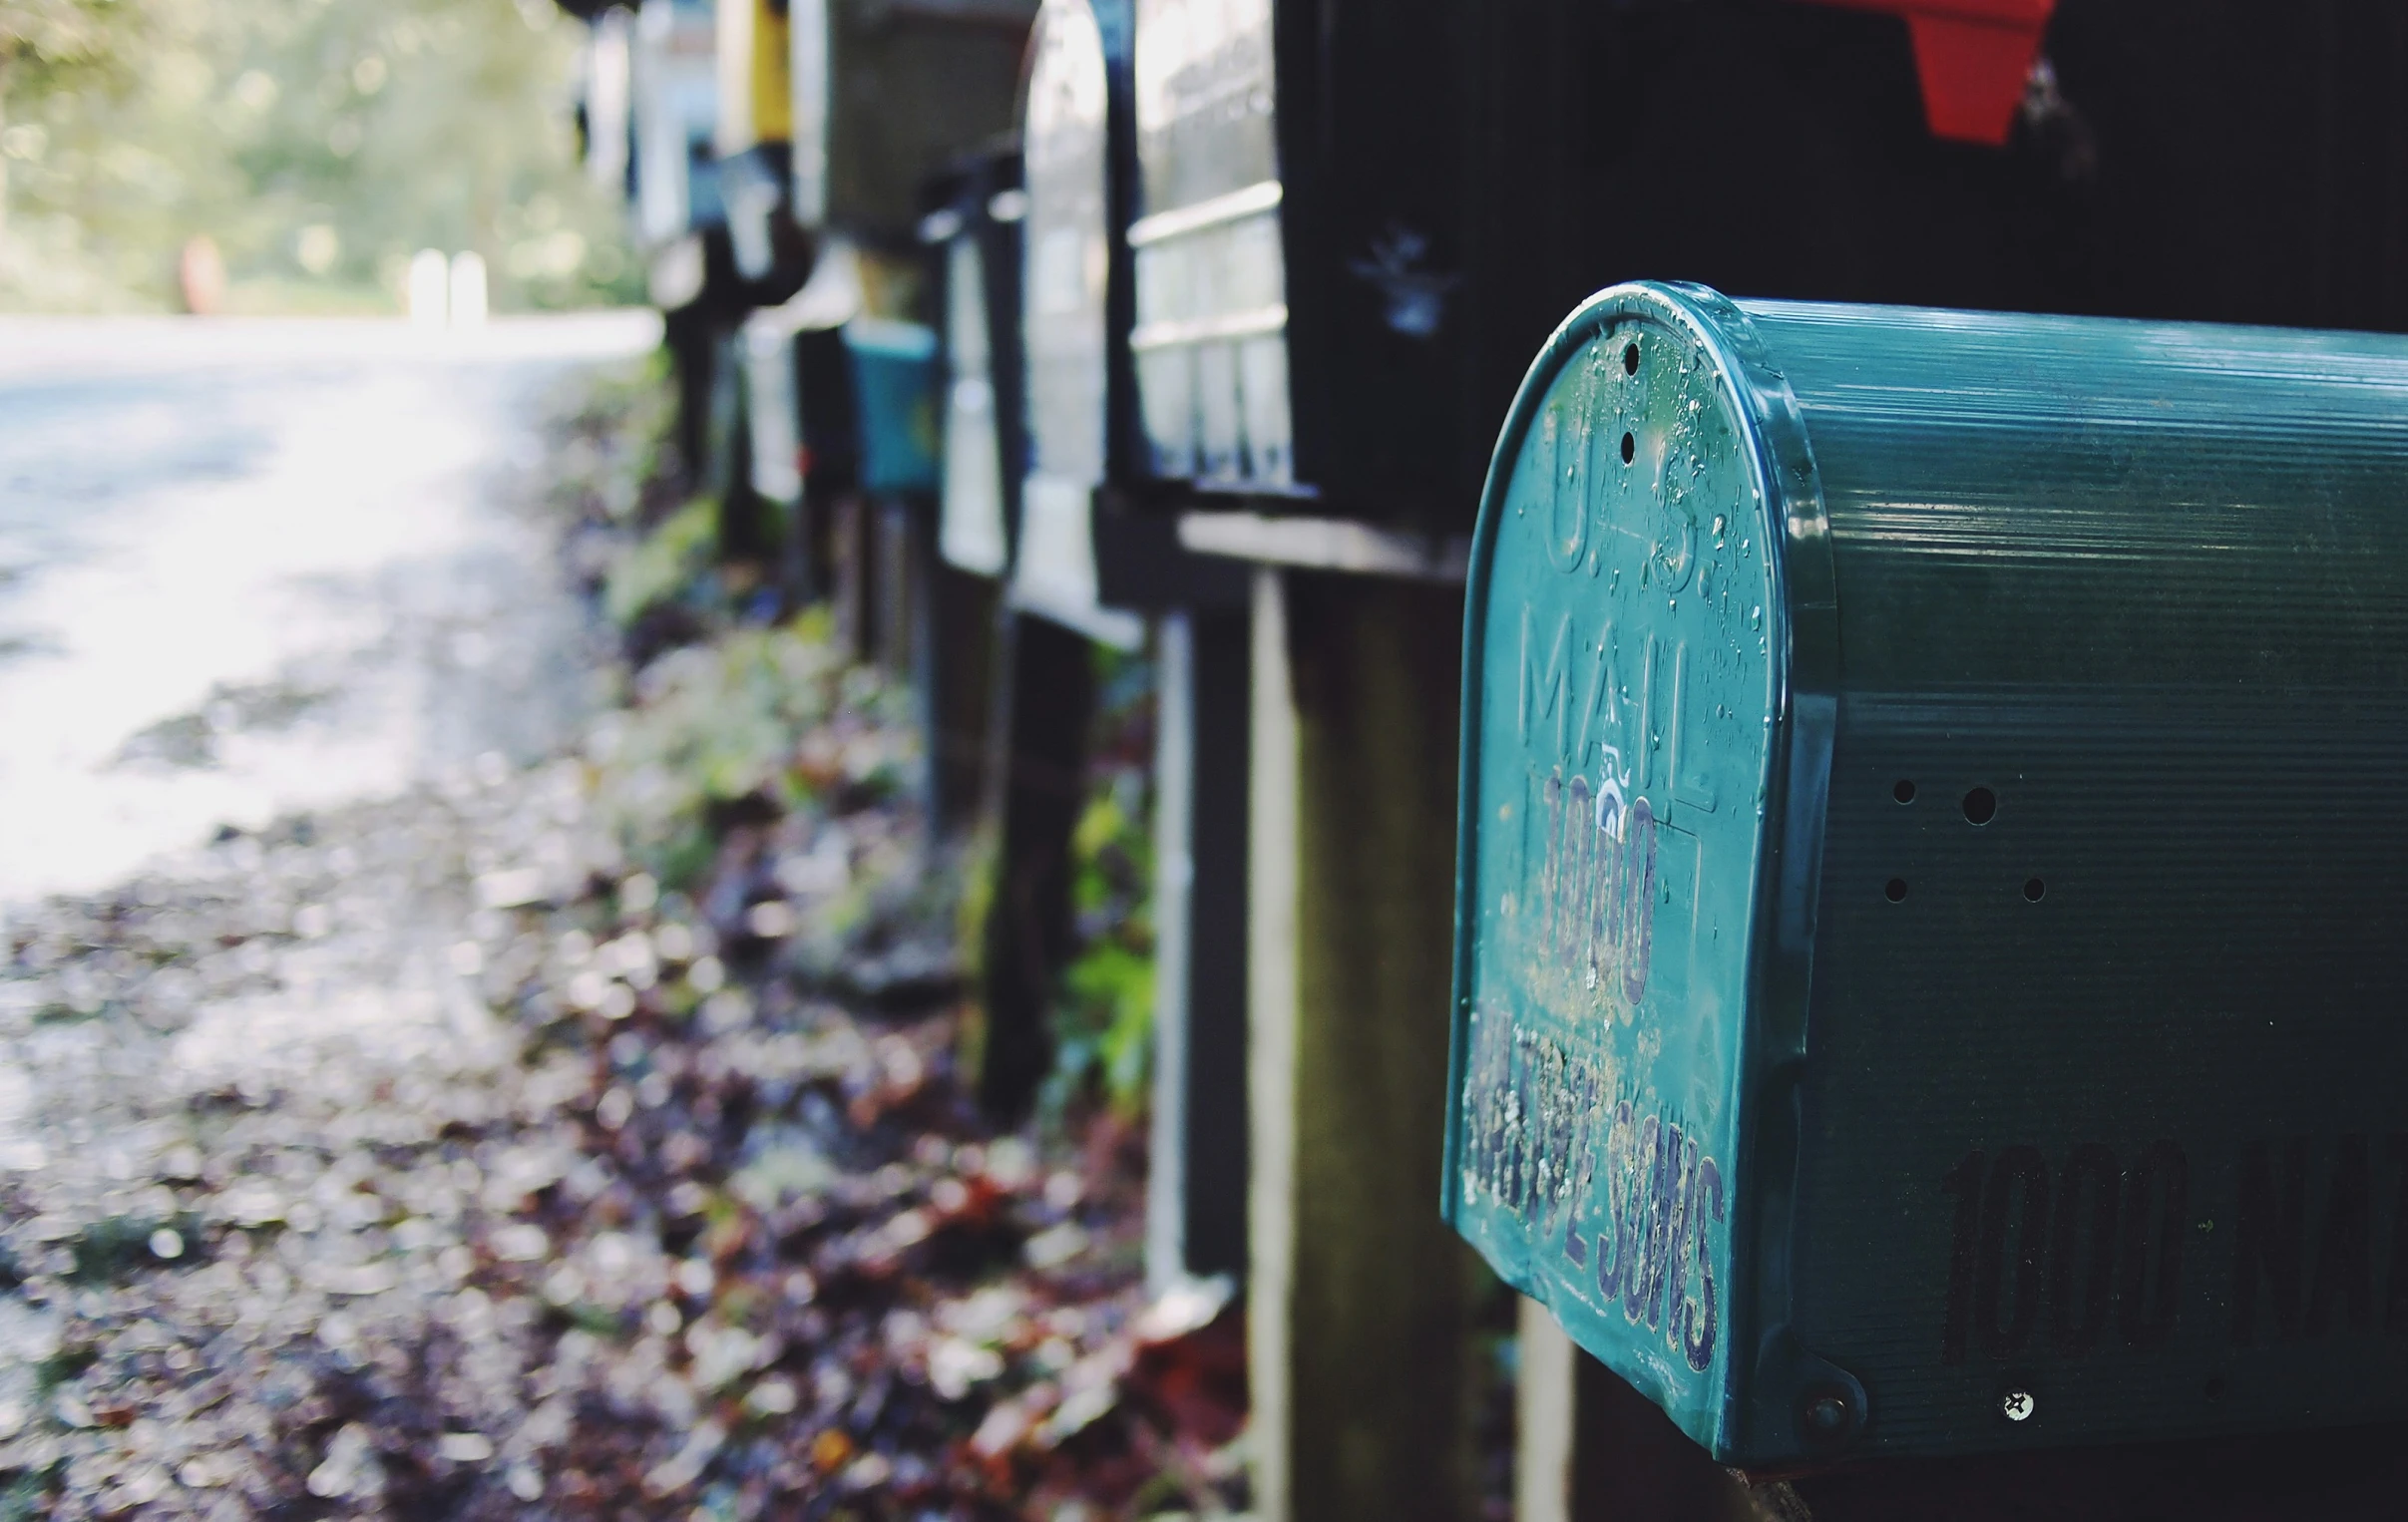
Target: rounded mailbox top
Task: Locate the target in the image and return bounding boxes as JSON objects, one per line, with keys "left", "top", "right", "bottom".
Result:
{"left": 1448, "top": 281, "right": 1829, "bottom": 1456}
{"left": 1012, "top": 0, "right": 1145, "bottom": 646}
{"left": 1021, "top": 0, "right": 1119, "bottom": 488}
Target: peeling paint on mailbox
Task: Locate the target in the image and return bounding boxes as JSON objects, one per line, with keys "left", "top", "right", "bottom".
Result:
{"left": 1448, "top": 282, "right": 1788, "bottom": 1453}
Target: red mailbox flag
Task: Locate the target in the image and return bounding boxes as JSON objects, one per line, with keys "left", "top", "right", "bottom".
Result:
{"left": 1808, "top": 0, "right": 2058, "bottom": 146}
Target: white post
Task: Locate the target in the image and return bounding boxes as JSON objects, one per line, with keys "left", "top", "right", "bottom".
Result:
{"left": 1147, "top": 609, "right": 1198, "bottom": 1295}
{"left": 449, "top": 251, "right": 489, "bottom": 328}
{"left": 1517, "top": 1298, "right": 1579, "bottom": 1522}
{"left": 1246, "top": 567, "right": 1299, "bottom": 1522}
{"left": 408, "top": 249, "right": 450, "bottom": 327}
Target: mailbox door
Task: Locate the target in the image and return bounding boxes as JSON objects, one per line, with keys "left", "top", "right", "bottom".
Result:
{"left": 633, "top": 0, "right": 722, "bottom": 247}
{"left": 715, "top": 0, "right": 791, "bottom": 157}
{"left": 586, "top": 11, "right": 636, "bottom": 197}
{"left": 1449, "top": 283, "right": 1821, "bottom": 1455}
{"left": 940, "top": 234, "right": 1009, "bottom": 575}
{"left": 1021, "top": 0, "right": 1113, "bottom": 496}
{"left": 795, "top": 324, "right": 861, "bottom": 495}
{"left": 1128, "top": 0, "right": 1290, "bottom": 488}
{"left": 845, "top": 318, "right": 942, "bottom": 497}
{"left": 744, "top": 315, "right": 804, "bottom": 507}
{"left": 930, "top": 149, "right": 1028, "bottom": 579}
{"left": 1011, "top": 0, "right": 1143, "bottom": 647}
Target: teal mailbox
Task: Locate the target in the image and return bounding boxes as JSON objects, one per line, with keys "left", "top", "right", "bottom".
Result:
{"left": 1447, "top": 280, "right": 2408, "bottom": 1465}
{"left": 844, "top": 317, "right": 941, "bottom": 497}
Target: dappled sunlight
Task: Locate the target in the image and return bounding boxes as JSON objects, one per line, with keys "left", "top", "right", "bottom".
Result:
{"left": 0, "top": 315, "right": 651, "bottom": 903}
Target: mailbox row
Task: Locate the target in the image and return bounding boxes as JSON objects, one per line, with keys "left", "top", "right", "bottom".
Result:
{"left": 560, "top": 0, "right": 2408, "bottom": 1512}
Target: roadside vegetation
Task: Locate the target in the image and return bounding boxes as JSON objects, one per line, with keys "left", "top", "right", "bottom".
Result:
{"left": 0, "top": 0, "right": 636, "bottom": 312}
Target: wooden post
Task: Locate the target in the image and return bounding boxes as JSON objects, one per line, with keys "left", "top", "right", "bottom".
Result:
{"left": 977, "top": 609, "right": 1094, "bottom": 1119}
{"left": 1248, "top": 567, "right": 1494, "bottom": 1522}
{"left": 1548, "top": 1338, "right": 1773, "bottom": 1522}
{"left": 660, "top": 302, "right": 719, "bottom": 487}
{"left": 780, "top": 487, "right": 819, "bottom": 612}
{"left": 1147, "top": 607, "right": 1251, "bottom": 1290}
{"left": 874, "top": 497, "right": 914, "bottom": 676}
{"left": 830, "top": 494, "right": 869, "bottom": 663}
{"left": 922, "top": 555, "right": 998, "bottom": 840}
{"left": 710, "top": 329, "right": 780, "bottom": 571}
{"left": 704, "top": 326, "right": 745, "bottom": 525}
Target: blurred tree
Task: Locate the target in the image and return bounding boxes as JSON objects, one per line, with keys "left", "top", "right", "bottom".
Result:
{"left": 0, "top": 0, "right": 136, "bottom": 252}
{"left": 0, "top": 0, "right": 121, "bottom": 68}
{"left": 0, "top": 0, "right": 638, "bottom": 311}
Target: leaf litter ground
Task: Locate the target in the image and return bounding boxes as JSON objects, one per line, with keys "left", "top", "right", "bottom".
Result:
{"left": 0, "top": 366, "right": 1246, "bottom": 1521}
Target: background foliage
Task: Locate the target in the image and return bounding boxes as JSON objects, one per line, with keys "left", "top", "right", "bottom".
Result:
{"left": 0, "top": 0, "right": 638, "bottom": 311}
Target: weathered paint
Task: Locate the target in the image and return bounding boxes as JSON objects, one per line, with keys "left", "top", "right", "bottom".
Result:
{"left": 1450, "top": 283, "right": 1785, "bottom": 1453}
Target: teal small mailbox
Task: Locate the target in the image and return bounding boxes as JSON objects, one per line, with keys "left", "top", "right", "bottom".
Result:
{"left": 1447, "top": 281, "right": 2408, "bottom": 1465}
{"left": 844, "top": 318, "right": 941, "bottom": 497}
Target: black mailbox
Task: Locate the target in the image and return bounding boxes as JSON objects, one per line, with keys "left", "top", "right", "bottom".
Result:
{"left": 1127, "top": 0, "right": 1472, "bottom": 526}
{"left": 788, "top": 0, "right": 1037, "bottom": 241}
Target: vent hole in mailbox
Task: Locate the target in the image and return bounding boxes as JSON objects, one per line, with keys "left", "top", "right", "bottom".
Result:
{"left": 2024, "top": 878, "right": 2046, "bottom": 902}
{"left": 1884, "top": 878, "right": 1908, "bottom": 903}
{"left": 1623, "top": 342, "right": 1640, "bottom": 375}
{"left": 1892, "top": 779, "right": 1916, "bottom": 804}
{"left": 1620, "top": 431, "right": 1636, "bottom": 465}
{"left": 1962, "top": 787, "right": 1997, "bottom": 825}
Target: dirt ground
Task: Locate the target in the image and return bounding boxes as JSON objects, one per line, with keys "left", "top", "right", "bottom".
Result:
{"left": 0, "top": 365, "right": 1245, "bottom": 1521}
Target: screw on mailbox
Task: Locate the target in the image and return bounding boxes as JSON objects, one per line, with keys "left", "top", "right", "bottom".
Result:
{"left": 1801, "top": 1388, "right": 1853, "bottom": 1443}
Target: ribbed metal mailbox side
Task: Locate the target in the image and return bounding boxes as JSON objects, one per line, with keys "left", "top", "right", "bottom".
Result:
{"left": 1763, "top": 298, "right": 2408, "bottom": 1461}
{"left": 1451, "top": 280, "right": 2408, "bottom": 1465}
